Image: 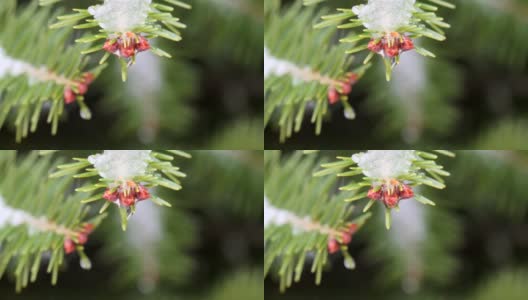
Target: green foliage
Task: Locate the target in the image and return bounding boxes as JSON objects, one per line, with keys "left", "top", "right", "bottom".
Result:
{"left": 0, "top": 1, "right": 105, "bottom": 142}
{"left": 363, "top": 56, "right": 461, "bottom": 143}
{"left": 100, "top": 55, "right": 198, "bottom": 144}
{"left": 314, "top": 150, "right": 453, "bottom": 229}
{"left": 363, "top": 200, "right": 461, "bottom": 290}
{"left": 265, "top": 3, "right": 369, "bottom": 142}
{"left": 474, "top": 119, "right": 528, "bottom": 149}
{"left": 206, "top": 269, "right": 263, "bottom": 300}
{"left": 98, "top": 202, "right": 197, "bottom": 289}
{"left": 312, "top": 0, "right": 455, "bottom": 80}
{"left": 208, "top": 118, "right": 264, "bottom": 150}
{"left": 471, "top": 269, "right": 528, "bottom": 300}
{"left": 48, "top": 150, "right": 190, "bottom": 230}
{"left": 450, "top": 0, "right": 528, "bottom": 70}
{"left": 449, "top": 150, "right": 528, "bottom": 220}
{"left": 184, "top": 0, "right": 262, "bottom": 67}
{"left": 0, "top": 151, "right": 104, "bottom": 292}
{"left": 264, "top": 151, "right": 370, "bottom": 291}
{"left": 43, "top": 0, "right": 191, "bottom": 81}
{"left": 183, "top": 150, "right": 263, "bottom": 218}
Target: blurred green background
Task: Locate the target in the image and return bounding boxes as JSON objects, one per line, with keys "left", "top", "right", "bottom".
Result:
{"left": 265, "top": 0, "right": 528, "bottom": 149}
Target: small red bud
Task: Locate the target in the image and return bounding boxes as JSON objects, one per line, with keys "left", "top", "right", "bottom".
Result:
{"left": 401, "top": 36, "right": 414, "bottom": 51}
{"left": 103, "top": 189, "right": 118, "bottom": 201}
{"left": 82, "top": 223, "right": 94, "bottom": 234}
{"left": 77, "top": 233, "right": 88, "bottom": 245}
{"left": 347, "top": 73, "right": 358, "bottom": 84}
{"left": 399, "top": 184, "right": 414, "bottom": 199}
{"left": 82, "top": 73, "right": 95, "bottom": 84}
{"left": 136, "top": 185, "right": 151, "bottom": 201}
{"left": 120, "top": 194, "right": 136, "bottom": 207}
{"left": 341, "top": 82, "right": 352, "bottom": 95}
{"left": 328, "top": 87, "right": 340, "bottom": 104}
{"left": 348, "top": 223, "right": 358, "bottom": 234}
{"left": 327, "top": 238, "right": 340, "bottom": 254}
{"left": 136, "top": 36, "right": 151, "bottom": 52}
{"left": 77, "top": 82, "right": 88, "bottom": 95}
{"left": 341, "top": 232, "right": 352, "bottom": 245}
{"left": 64, "top": 87, "right": 76, "bottom": 104}
{"left": 103, "top": 39, "right": 119, "bottom": 53}
{"left": 367, "top": 39, "right": 382, "bottom": 53}
{"left": 119, "top": 44, "right": 136, "bottom": 58}
{"left": 64, "top": 238, "right": 75, "bottom": 254}
{"left": 383, "top": 44, "right": 400, "bottom": 58}
{"left": 383, "top": 192, "right": 400, "bottom": 208}
{"left": 367, "top": 187, "right": 382, "bottom": 200}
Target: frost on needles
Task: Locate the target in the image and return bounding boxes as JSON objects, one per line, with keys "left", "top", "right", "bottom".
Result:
{"left": 88, "top": 0, "right": 152, "bottom": 33}
{"left": 352, "top": 0, "right": 416, "bottom": 34}
{"left": 88, "top": 150, "right": 152, "bottom": 181}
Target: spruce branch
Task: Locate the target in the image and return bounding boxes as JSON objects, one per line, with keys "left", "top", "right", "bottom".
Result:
{"left": 46, "top": 150, "right": 191, "bottom": 231}
{"left": 0, "top": 151, "right": 105, "bottom": 292}
{"left": 264, "top": 151, "right": 370, "bottom": 291}
{"left": 42, "top": 0, "right": 191, "bottom": 81}
{"left": 0, "top": 1, "right": 105, "bottom": 142}
{"left": 314, "top": 150, "right": 454, "bottom": 229}
{"left": 265, "top": 3, "right": 370, "bottom": 142}
{"left": 206, "top": 269, "right": 263, "bottom": 300}
{"left": 311, "top": 0, "right": 455, "bottom": 81}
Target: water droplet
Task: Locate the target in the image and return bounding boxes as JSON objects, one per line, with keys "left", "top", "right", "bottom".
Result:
{"left": 80, "top": 256, "right": 92, "bottom": 270}
{"left": 344, "top": 257, "right": 356, "bottom": 270}
{"left": 80, "top": 107, "right": 92, "bottom": 120}
{"left": 344, "top": 108, "right": 356, "bottom": 120}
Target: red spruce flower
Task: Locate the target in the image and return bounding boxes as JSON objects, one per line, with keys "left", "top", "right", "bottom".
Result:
{"left": 102, "top": 181, "right": 151, "bottom": 207}
{"left": 136, "top": 36, "right": 151, "bottom": 52}
{"left": 103, "top": 39, "right": 119, "bottom": 53}
{"left": 327, "top": 238, "right": 340, "bottom": 254}
{"left": 368, "top": 39, "right": 383, "bottom": 53}
{"left": 103, "top": 189, "right": 118, "bottom": 201}
{"left": 63, "top": 87, "right": 76, "bottom": 104}
{"left": 328, "top": 87, "right": 340, "bottom": 104}
{"left": 400, "top": 36, "right": 414, "bottom": 51}
{"left": 64, "top": 238, "right": 76, "bottom": 254}
{"left": 136, "top": 185, "right": 151, "bottom": 201}
{"left": 367, "top": 180, "right": 415, "bottom": 209}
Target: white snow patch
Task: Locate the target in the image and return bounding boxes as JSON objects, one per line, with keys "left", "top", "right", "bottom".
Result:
{"left": 264, "top": 47, "right": 296, "bottom": 79}
{"left": 0, "top": 195, "right": 42, "bottom": 234}
{"left": 0, "top": 47, "right": 47, "bottom": 84}
{"left": 88, "top": 0, "right": 152, "bottom": 32}
{"left": 264, "top": 196, "right": 313, "bottom": 235}
{"left": 352, "top": 0, "right": 416, "bottom": 33}
{"left": 264, "top": 47, "right": 309, "bottom": 85}
{"left": 88, "top": 150, "right": 152, "bottom": 181}
{"left": 352, "top": 150, "right": 416, "bottom": 179}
